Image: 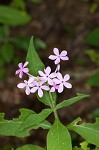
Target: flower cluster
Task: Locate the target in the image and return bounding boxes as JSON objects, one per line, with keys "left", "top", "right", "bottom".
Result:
{"left": 15, "top": 48, "right": 72, "bottom": 97}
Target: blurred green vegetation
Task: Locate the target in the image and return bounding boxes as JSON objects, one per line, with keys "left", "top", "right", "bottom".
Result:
{"left": 0, "top": 0, "right": 46, "bottom": 79}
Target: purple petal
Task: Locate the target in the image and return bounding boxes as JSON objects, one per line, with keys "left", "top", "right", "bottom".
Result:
{"left": 45, "top": 66, "right": 51, "bottom": 75}
{"left": 25, "top": 86, "right": 30, "bottom": 95}
{"left": 57, "top": 72, "right": 63, "bottom": 80}
{"left": 55, "top": 58, "right": 60, "bottom": 64}
{"left": 48, "top": 78, "right": 53, "bottom": 85}
{"left": 50, "top": 87, "right": 55, "bottom": 92}
{"left": 23, "top": 61, "right": 29, "bottom": 67}
{"left": 58, "top": 83, "right": 64, "bottom": 93}
{"left": 60, "top": 56, "right": 69, "bottom": 61}
{"left": 28, "top": 76, "right": 34, "bottom": 83}
{"left": 64, "top": 74, "right": 70, "bottom": 81}
{"left": 38, "top": 88, "right": 43, "bottom": 97}
{"left": 64, "top": 82, "right": 72, "bottom": 89}
{"left": 38, "top": 71, "right": 45, "bottom": 77}
{"left": 48, "top": 55, "right": 57, "bottom": 60}
{"left": 41, "top": 85, "right": 50, "bottom": 91}
{"left": 55, "top": 64, "right": 60, "bottom": 72}
{"left": 19, "top": 71, "right": 23, "bottom": 78}
{"left": 60, "top": 50, "right": 67, "bottom": 56}
{"left": 17, "top": 83, "right": 26, "bottom": 88}
{"left": 15, "top": 69, "right": 20, "bottom": 75}
{"left": 31, "top": 87, "right": 38, "bottom": 93}
{"left": 53, "top": 48, "right": 59, "bottom": 56}
{"left": 18, "top": 62, "right": 23, "bottom": 68}
{"left": 53, "top": 78, "right": 61, "bottom": 84}
{"left": 23, "top": 68, "right": 29, "bottom": 73}
{"left": 49, "top": 72, "right": 56, "bottom": 78}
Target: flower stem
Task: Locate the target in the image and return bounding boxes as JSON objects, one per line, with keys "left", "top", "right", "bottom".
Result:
{"left": 49, "top": 92, "right": 58, "bottom": 119}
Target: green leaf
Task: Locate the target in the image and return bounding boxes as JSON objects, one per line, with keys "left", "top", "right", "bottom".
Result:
{"left": 26, "top": 36, "right": 45, "bottom": 76}
{"left": 67, "top": 117, "right": 81, "bottom": 129}
{"left": 0, "top": 5, "right": 31, "bottom": 26}
{"left": 34, "top": 38, "right": 47, "bottom": 50}
{"left": 10, "top": 36, "right": 30, "bottom": 50}
{"left": 86, "top": 70, "right": 99, "bottom": 86}
{"left": 10, "top": 0, "right": 26, "bottom": 10}
{"left": 56, "top": 93, "right": 89, "bottom": 110}
{"left": 0, "top": 108, "right": 52, "bottom": 137}
{"left": 86, "top": 49, "right": 99, "bottom": 66}
{"left": 0, "top": 67, "right": 7, "bottom": 79}
{"left": 1, "top": 43, "right": 14, "bottom": 63}
{"left": 47, "top": 119, "right": 72, "bottom": 150}
{"left": 68, "top": 118, "right": 99, "bottom": 147}
{"left": 0, "top": 25, "right": 9, "bottom": 42}
{"left": 26, "top": 37, "right": 57, "bottom": 106}
{"left": 85, "top": 28, "right": 99, "bottom": 47}
{"left": 30, "top": 0, "right": 43, "bottom": 4}
{"left": 16, "top": 144, "right": 46, "bottom": 150}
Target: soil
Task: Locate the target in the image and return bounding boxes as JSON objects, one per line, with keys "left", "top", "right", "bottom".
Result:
{"left": 0, "top": 0, "right": 99, "bottom": 149}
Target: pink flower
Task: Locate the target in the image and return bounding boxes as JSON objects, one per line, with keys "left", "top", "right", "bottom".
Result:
{"left": 50, "top": 81, "right": 59, "bottom": 92}
{"left": 15, "top": 62, "right": 29, "bottom": 78}
{"left": 54, "top": 72, "right": 72, "bottom": 93}
{"left": 38, "top": 66, "right": 56, "bottom": 85}
{"left": 31, "top": 81, "right": 50, "bottom": 97}
{"left": 17, "top": 78, "right": 34, "bottom": 95}
{"left": 48, "top": 48, "right": 69, "bottom": 64}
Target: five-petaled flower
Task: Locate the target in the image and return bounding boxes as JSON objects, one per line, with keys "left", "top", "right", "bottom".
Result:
{"left": 48, "top": 48, "right": 69, "bottom": 65}
{"left": 17, "top": 77, "right": 35, "bottom": 95}
{"left": 54, "top": 72, "right": 72, "bottom": 93}
{"left": 15, "top": 62, "right": 29, "bottom": 78}
{"left": 31, "top": 81, "right": 50, "bottom": 97}
{"left": 38, "top": 66, "right": 56, "bottom": 85}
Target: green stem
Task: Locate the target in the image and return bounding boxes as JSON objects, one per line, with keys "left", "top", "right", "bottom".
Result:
{"left": 49, "top": 92, "right": 58, "bottom": 119}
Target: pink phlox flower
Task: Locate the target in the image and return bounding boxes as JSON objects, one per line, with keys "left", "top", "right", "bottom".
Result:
{"left": 17, "top": 78, "right": 35, "bottom": 95}
{"left": 48, "top": 48, "right": 69, "bottom": 65}
{"left": 54, "top": 72, "right": 72, "bottom": 93}
{"left": 50, "top": 80, "right": 59, "bottom": 92}
{"left": 15, "top": 61, "right": 29, "bottom": 78}
{"left": 38, "top": 66, "right": 56, "bottom": 85}
{"left": 31, "top": 80, "right": 50, "bottom": 98}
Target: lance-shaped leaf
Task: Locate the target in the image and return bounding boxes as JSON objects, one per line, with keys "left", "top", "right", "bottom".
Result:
{"left": 26, "top": 37, "right": 57, "bottom": 106}
{"left": 0, "top": 5, "right": 31, "bottom": 26}
{"left": 16, "top": 144, "right": 46, "bottom": 150}
{"left": 0, "top": 108, "right": 52, "bottom": 137}
{"left": 68, "top": 118, "right": 99, "bottom": 147}
{"left": 47, "top": 119, "right": 72, "bottom": 150}
{"left": 56, "top": 93, "right": 89, "bottom": 110}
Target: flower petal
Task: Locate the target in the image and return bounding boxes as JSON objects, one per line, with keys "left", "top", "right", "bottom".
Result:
{"left": 28, "top": 76, "right": 34, "bottom": 83}
{"left": 53, "top": 48, "right": 59, "bottom": 56}
{"left": 60, "top": 50, "right": 67, "bottom": 56}
{"left": 19, "top": 71, "right": 23, "bottom": 78}
{"left": 23, "top": 61, "right": 29, "bottom": 67}
{"left": 48, "top": 55, "right": 57, "bottom": 60}
{"left": 25, "top": 86, "right": 30, "bottom": 95}
{"left": 57, "top": 72, "right": 63, "bottom": 80}
{"left": 17, "top": 83, "right": 26, "bottom": 88}
{"left": 41, "top": 85, "right": 50, "bottom": 91}
{"left": 38, "top": 71, "right": 45, "bottom": 77}
{"left": 58, "top": 83, "right": 64, "bottom": 93}
{"left": 55, "top": 58, "right": 60, "bottom": 64}
{"left": 60, "top": 56, "right": 69, "bottom": 61}
{"left": 64, "top": 82, "right": 72, "bottom": 89}
{"left": 48, "top": 78, "right": 53, "bottom": 85}
{"left": 49, "top": 72, "right": 56, "bottom": 78}
{"left": 50, "top": 87, "right": 55, "bottom": 92}
{"left": 64, "top": 74, "right": 70, "bottom": 81}
{"left": 18, "top": 62, "right": 23, "bottom": 68}
{"left": 23, "top": 68, "right": 29, "bottom": 73}
{"left": 38, "top": 88, "right": 43, "bottom": 97}
{"left": 15, "top": 69, "right": 20, "bottom": 75}
{"left": 45, "top": 66, "right": 51, "bottom": 75}
{"left": 31, "top": 87, "right": 38, "bottom": 93}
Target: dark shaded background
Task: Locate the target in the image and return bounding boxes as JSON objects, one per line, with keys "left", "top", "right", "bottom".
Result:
{"left": 0, "top": 0, "right": 99, "bottom": 149}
